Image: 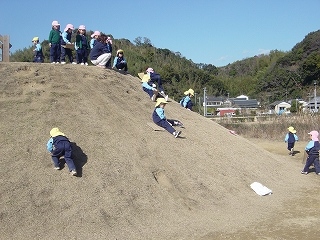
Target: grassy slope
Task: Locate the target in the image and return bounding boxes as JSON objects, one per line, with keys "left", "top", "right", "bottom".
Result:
{"left": 0, "top": 62, "right": 319, "bottom": 240}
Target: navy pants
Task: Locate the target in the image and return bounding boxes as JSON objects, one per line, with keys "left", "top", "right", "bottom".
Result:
{"left": 303, "top": 154, "right": 320, "bottom": 174}
{"left": 33, "top": 56, "right": 43, "bottom": 63}
{"left": 76, "top": 49, "right": 88, "bottom": 64}
{"left": 51, "top": 141, "right": 76, "bottom": 171}
{"left": 154, "top": 119, "right": 176, "bottom": 134}
{"left": 150, "top": 74, "right": 164, "bottom": 92}
{"left": 143, "top": 87, "right": 154, "bottom": 98}
{"left": 115, "top": 62, "right": 128, "bottom": 71}
{"left": 50, "top": 43, "right": 61, "bottom": 63}
{"left": 287, "top": 142, "right": 295, "bottom": 151}
{"left": 61, "top": 46, "right": 74, "bottom": 63}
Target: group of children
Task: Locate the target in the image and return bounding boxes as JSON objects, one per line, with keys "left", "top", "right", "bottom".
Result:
{"left": 46, "top": 67, "right": 194, "bottom": 176}
{"left": 32, "top": 20, "right": 128, "bottom": 71}
{"left": 284, "top": 126, "right": 320, "bottom": 176}
{"left": 138, "top": 68, "right": 195, "bottom": 139}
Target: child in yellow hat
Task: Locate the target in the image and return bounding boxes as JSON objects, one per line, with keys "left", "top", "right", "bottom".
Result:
{"left": 46, "top": 128, "right": 77, "bottom": 176}
{"left": 139, "top": 73, "right": 160, "bottom": 102}
{"left": 152, "top": 98, "right": 181, "bottom": 138}
{"left": 180, "top": 88, "right": 194, "bottom": 110}
{"left": 32, "top": 37, "right": 44, "bottom": 63}
{"left": 284, "top": 126, "right": 299, "bottom": 156}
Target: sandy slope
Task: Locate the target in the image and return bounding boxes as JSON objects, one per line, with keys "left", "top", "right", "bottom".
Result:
{"left": 1, "top": 62, "right": 320, "bottom": 240}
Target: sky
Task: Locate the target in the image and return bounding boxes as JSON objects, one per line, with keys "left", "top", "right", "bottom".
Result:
{"left": 1, "top": 0, "right": 320, "bottom": 67}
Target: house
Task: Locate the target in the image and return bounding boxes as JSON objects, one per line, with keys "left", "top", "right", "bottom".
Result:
{"left": 270, "top": 101, "right": 291, "bottom": 115}
{"left": 204, "top": 95, "right": 259, "bottom": 116}
{"left": 306, "top": 97, "right": 320, "bottom": 112}
{"left": 205, "top": 96, "right": 224, "bottom": 107}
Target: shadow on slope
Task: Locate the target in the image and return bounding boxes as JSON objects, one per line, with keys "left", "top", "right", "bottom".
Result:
{"left": 0, "top": 62, "right": 317, "bottom": 240}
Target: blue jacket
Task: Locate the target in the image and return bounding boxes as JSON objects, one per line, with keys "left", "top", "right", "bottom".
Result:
{"left": 90, "top": 39, "right": 96, "bottom": 49}
{"left": 33, "top": 43, "right": 43, "bottom": 58}
{"left": 180, "top": 96, "right": 193, "bottom": 110}
{"left": 89, "top": 41, "right": 105, "bottom": 60}
{"left": 46, "top": 135, "right": 70, "bottom": 153}
{"left": 152, "top": 107, "right": 166, "bottom": 123}
{"left": 305, "top": 140, "right": 320, "bottom": 155}
{"left": 61, "top": 31, "right": 72, "bottom": 45}
{"left": 284, "top": 133, "right": 298, "bottom": 143}
{"left": 113, "top": 56, "right": 126, "bottom": 67}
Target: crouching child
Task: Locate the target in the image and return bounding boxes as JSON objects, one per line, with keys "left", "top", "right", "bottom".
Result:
{"left": 152, "top": 98, "right": 181, "bottom": 138}
{"left": 46, "top": 127, "right": 77, "bottom": 176}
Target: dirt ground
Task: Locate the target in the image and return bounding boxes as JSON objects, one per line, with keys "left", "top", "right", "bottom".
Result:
{"left": 1, "top": 62, "right": 320, "bottom": 240}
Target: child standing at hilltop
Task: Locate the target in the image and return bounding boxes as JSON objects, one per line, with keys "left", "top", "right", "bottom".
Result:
{"left": 284, "top": 126, "right": 298, "bottom": 156}
{"left": 31, "top": 37, "right": 44, "bottom": 63}
{"left": 301, "top": 130, "right": 320, "bottom": 175}
{"left": 180, "top": 88, "right": 194, "bottom": 111}
{"left": 112, "top": 49, "right": 128, "bottom": 72}
{"left": 46, "top": 127, "right": 77, "bottom": 176}
{"left": 75, "top": 25, "right": 89, "bottom": 65}
{"left": 48, "top": 20, "right": 61, "bottom": 64}
{"left": 152, "top": 98, "right": 181, "bottom": 138}
{"left": 61, "top": 23, "right": 75, "bottom": 64}
{"left": 90, "top": 30, "right": 100, "bottom": 49}
{"left": 105, "top": 36, "right": 113, "bottom": 68}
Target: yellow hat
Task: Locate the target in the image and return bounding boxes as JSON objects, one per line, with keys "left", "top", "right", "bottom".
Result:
{"left": 50, "top": 127, "right": 65, "bottom": 137}
{"left": 287, "top": 126, "right": 296, "bottom": 134}
{"left": 32, "top": 37, "right": 39, "bottom": 42}
{"left": 117, "top": 49, "right": 124, "bottom": 54}
{"left": 155, "top": 98, "right": 168, "bottom": 107}
{"left": 138, "top": 73, "right": 150, "bottom": 82}
{"left": 184, "top": 88, "right": 194, "bottom": 96}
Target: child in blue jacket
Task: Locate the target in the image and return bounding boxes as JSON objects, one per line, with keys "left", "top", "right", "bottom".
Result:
{"left": 180, "top": 88, "right": 194, "bottom": 111}
{"left": 301, "top": 130, "right": 320, "bottom": 175}
{"left": 32, "top": 37, "right": 44, "bottom": 63}
{"left": 284, "top": 126, "right": 299, "bottom": 156}
{"left": 46, "top": 128, "right": 77, "bottom": 176}
{"left": 139, "top": 73, "right": 159, "bottom": 102}
{"left": 152, "top": 98, "right": 181, "bottom": 138}
{"left": 146, "top": 68, "right": 168, "bottom": 100}
{"left": 112, "top": 49, "right": 128, "bottom": 71}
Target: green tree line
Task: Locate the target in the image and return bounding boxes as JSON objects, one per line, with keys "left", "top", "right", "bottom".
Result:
{"left": 10, "top": 29, "right": 320, "bottom": 109}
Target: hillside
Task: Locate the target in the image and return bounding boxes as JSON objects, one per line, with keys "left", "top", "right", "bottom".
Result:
{"left": 1, "top": 62, "right": 320, "bottom": 239}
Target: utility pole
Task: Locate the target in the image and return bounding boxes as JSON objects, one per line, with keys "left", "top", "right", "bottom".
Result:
{"left": 314, "top": 81, "right": 317, "bottom": 112}
{"left": 203, "top": 87, "right": 207, "bottom": 117}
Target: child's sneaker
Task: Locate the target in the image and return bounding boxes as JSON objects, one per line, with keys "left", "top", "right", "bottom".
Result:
{"left": 72, "top": 62, "right": 77, "bottom": 64}
{"left": 54, "top": 166, "right": 60, "bottom": 170}
{"left": 51, "top": 62, "right": 56, "bottom": 64}
{"left": 80, "top": 63, "right": 84, "bottom": 65}
{"left": 61, "top": 61, "right": 66, "bottom": 64}
{"left": 301, "top": 170, "right": 308, "bottom": 175}
{"left": 70, "top": 170, "right": 77, "bottom": 176}
{"left": 173, "top": 131, "right": 181, "bottom": 138}
{"left": 85, "top": 63, "right": 88, "bottom": 66}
